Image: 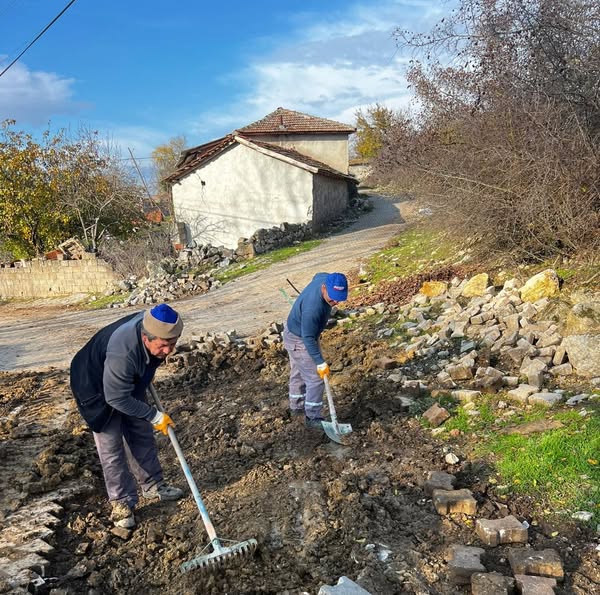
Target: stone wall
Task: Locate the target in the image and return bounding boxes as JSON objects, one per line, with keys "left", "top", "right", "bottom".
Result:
{"left": 0, "top": 254, "right": 119, "bottom": 298}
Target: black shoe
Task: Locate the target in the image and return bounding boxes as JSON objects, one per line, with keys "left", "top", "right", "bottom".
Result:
{"left": 305, "top": 417, "right": 325, "bottom": 430}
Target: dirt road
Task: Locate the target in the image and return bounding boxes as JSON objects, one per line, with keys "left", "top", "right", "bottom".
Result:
{"left": 0, "top": 194, "right": 406, "bottom": 372}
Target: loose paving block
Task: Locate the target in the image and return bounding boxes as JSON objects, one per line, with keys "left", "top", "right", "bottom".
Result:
{"left": 471, "top": 572, "right": 516, "bottom": 595}
{"left": 507, "top": 384, "right": 539, "bottom": 404}
{"left": 0, "top": 538, "right": 54, "bottom": 555}
{"left": 423, "top": 403, "right": 450, "bottom": 427}
{"left": 0, "top": 552, "right": 49, "bottom": 577}
{"left": 514, "top": 574, "right": 557, "bottom": 594}
{"left": 433, "top": 489, "right": 477, "bottom": 515}
{"left": 452, "top": 389, "right": 481, "bottom": 403}
{"left": 424, "top": 471, "right": 456, "bottom": 496}
{"left": 476, "top": 516, "right": 528, "bottom": 546}
{"left": 508, "top": 548, "right": 563, "bottom": 581}
{"left": 318, "top": 575, "right": 372, "bottom": 595}
{"left": 528, "top": 392, "right": 563, "bottom": 407}
{"left": 446, "top": 545, "right": 485, "bottom": 584}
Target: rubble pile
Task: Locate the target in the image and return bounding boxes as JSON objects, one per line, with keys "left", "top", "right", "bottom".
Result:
{"left": 359, "top": 269, "right": 600, "bottom": 405}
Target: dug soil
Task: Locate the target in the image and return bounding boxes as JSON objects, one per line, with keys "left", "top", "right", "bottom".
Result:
{"left": 0, "top": 325, "right": 598, "bottom": 594}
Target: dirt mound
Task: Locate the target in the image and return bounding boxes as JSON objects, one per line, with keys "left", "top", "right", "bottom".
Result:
{"left": 347, "top": 267, "right": 471, "bottom": 309}
{"left": 0, "top": 326, "right": 597, "bottom": 594}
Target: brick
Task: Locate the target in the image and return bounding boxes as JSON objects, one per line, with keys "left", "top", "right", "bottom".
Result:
{"left": 476, "top": 516, "right": 528, "bottom": 546}
{"left": 514, "top": 574, "right": 557, "bottom": 594}
{"left": 528, "top": 392, "right": 563, "bottom": 407}
{"left": 0, "top": 552, "right": 49, "bottom": 577}
{"left": 446, "top": 544, "right": 485, "bottom": 584}
{"left": 507, "top": 384, "right": 539, "bottom": 404}
{"left": 507, "top": 548, "right": 563, "bottom": 581}
{"left": 424, "top": 471, "right": 456, "bottom": 496}
{"left": 432, "top": 489, "right": 477, "bottom": 515}
{"left": 451, "top": 389, "right": 481, "bottom": 403}
{"left": 471, "top": 572, "right": 515, "bottom": 595}
{"left": 422, "top": 403, "right": 450, "bottom": 427}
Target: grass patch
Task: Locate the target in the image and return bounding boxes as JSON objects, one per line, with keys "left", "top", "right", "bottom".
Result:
{"left": 475, "top": 405, "right": 600, "bottom": 522}
{"left": 214, "top": 239, "right": 322, "bottom": 283}
{"left": 82, "top": 293, "right": 127, "bottom": 310}
{"left": 363, "top": 226, "right": 459, "bottom": 285}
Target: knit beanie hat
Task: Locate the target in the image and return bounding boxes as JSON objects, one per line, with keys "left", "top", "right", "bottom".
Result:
{"left": 142, "top": 304, "right": 183, "bottom": 339}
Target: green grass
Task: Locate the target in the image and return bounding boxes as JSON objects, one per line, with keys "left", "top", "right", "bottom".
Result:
{"left": 82, "top": 293, "right": 127, "bottom": 310}
{"left": 474, "top": 405, "right": 600, "bottom": 522}
{"left": 214, "top": 239, "right": 322, "bottom": 283}
{"left": 364, "top": 227, "right": 458, "bottom": 284}
{"left": 424, "top": 392, "right": 600, "bottom": 522}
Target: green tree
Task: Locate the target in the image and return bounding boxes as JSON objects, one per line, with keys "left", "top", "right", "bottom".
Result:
{"left": 0, "top": 120, "right": 74, "bottom": 258}
{"left": 353, "top": 104, "right": 398, "bottom": 160}
{"left": 0, "top": 120, "right": 147, "bottom": 260}
{"left": 151, "top": 135, "right": 186, "bottom": 193}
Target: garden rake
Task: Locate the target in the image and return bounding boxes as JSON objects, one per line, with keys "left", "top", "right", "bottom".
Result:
{"left": 148, "top": 384, "right": 257, "bottom": 574}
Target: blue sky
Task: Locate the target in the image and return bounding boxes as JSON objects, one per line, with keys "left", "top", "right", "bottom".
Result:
{"left": 0, "top": 0, "right": 452, "bottom": 159}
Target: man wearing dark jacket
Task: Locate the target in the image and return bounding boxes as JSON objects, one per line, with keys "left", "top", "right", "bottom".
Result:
{"left": 70, "top": 303, "right": 184, "bottom": 528}
{"left": 283, "top": 272, "right": 348, "bottom": 428}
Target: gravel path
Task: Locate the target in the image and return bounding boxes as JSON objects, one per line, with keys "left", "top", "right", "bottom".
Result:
{"left": 0, "top": 194, "right": 406, "bottom": 371}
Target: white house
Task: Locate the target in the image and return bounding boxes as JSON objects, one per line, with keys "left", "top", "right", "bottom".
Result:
{"left": 166, "top": 108, "right": 356, "bottom": 249}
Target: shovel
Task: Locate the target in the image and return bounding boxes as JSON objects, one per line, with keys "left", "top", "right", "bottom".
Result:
{"left": 321, "top": 376, "right": 352, "bottom": 444}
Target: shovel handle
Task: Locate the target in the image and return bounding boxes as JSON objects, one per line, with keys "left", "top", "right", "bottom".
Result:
{"left": 323, "top": 376, "right": 340, "bottom": 431}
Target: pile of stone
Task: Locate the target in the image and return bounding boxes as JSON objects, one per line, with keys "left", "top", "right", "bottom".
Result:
{"left": 120, "top": 245, "right": 236, "bottom": 307}
{"left": 162, "top": 322, "right": 285, "bottom": 386}
{"left": 372, "top": 269, "right": 599, "bottom": 411}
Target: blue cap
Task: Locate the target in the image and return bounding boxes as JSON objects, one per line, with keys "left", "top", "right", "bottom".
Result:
{"left": 150, "top": 303, "right": 178, "bottom": 323}
{"left": 325, "top": 272, "right": 348, "bottom": 302}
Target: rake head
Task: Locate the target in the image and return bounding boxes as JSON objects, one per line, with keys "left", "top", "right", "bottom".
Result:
{"left": 180, "top": 538, "right": 258, "bottom": 574}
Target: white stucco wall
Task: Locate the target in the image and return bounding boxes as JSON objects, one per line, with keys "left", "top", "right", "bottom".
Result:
{"left": 172, "top": 144, "right": 315, "bottom": 248}
{"left": 247, "top": 133, "right": 350, "bottom": 173}
{"left": 311, "top": 175, "right": 349, "bottom": 231}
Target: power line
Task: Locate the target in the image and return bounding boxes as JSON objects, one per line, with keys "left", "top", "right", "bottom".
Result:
{"left": 0, "top": 0, "right": 78, "bottom": 79}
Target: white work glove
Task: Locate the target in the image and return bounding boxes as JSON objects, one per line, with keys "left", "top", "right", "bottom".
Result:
{"left": 150, "top": 410, "right": 174, "bottom": 435}
{"left": 316, "top": 362, "right": 330, "bottom": 379}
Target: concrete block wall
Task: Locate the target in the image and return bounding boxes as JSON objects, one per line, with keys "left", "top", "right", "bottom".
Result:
{"left": 0, "top": 254, "right": 119, "bottom": 298}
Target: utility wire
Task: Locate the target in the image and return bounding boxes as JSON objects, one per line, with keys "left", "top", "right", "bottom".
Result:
{"left": 0, "top": 0, "right": 78, "bottom": 79}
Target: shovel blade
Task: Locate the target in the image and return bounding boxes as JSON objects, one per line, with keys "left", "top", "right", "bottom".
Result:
{"left": 321, "top": 421, "right": 352, "bottom": 444}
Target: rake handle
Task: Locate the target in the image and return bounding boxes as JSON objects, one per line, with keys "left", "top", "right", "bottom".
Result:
{"left": 148, "top": 383, "right": 221, "bottom": 548}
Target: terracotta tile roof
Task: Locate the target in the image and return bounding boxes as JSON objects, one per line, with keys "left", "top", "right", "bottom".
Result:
{"left": 165, "top": 135, "right": 235, "bottom": 183}
{"left": 236, "top": 107, "right": 356, "bottom": 135}
{"left": 166, "top": 134, "right": 353, "bottom": 184}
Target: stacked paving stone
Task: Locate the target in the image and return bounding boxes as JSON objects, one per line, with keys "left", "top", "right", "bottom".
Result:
{"left": 424, "top": 471, "right": 565, "bottom": 593}
{"left": 0, "top": 485, "right": 92, "bottom": 593}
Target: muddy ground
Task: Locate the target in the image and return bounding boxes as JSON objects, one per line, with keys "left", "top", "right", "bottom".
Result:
{"left": 1, "top": 325, "right": 599, "bottom": 595}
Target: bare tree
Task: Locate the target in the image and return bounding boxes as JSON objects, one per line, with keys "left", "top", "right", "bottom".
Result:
{"left": 57, "top": 128, "right": 146, "bottom": 252}
{"left": 374, "top": 0, "right": 600, "bottom": 261}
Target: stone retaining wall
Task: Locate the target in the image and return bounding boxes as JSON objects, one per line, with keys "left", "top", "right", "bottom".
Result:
{"left": 0, "top": 254, "right": 119, "bottom": 298}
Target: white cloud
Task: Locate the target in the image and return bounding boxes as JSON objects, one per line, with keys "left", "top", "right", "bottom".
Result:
{"left": 189, "top": 0, "right": 447, "bottom": 140}
{"left": 0, "top": 59, "right": 82, "bottom": 125}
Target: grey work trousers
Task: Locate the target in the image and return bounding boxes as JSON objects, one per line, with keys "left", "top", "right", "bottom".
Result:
{"left": 93, "top": 411, "right": 163, "bottom": 507}
{"left": 283, "top": 325, "right": 324, "bottom": 420}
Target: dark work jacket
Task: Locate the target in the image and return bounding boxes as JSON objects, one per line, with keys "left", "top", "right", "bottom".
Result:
{"left": 70, "top": 312, "right": 162, "bottom": 432}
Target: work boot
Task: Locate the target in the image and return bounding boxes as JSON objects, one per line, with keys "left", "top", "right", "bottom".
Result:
{"left": 289, "top": 408, "right": 304, "bottom": 418}
{"left": 305, "top": 416, "right": 325, "bottom": 430}
{"left": 110, "top": 502, "right": 135, "bottom": 529}
{"left": 142, "top": 482, "right": 184, "bottom": 501}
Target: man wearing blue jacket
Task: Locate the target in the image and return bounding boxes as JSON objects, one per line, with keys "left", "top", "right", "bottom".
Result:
{"left": 283, "top": 272, "right": 348, "bottom": 428}
{"left": 70, "top": 303, "right": 184, "bottom": 529}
